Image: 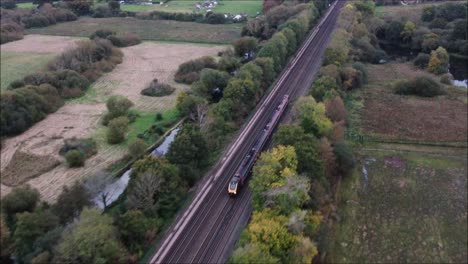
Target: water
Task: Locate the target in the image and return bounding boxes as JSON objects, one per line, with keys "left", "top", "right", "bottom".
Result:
{"left": 93, "top": 127, "right": 180, "bottom": 209}
{"left": 449, "top": 56, "right": 468, "bottom": 88}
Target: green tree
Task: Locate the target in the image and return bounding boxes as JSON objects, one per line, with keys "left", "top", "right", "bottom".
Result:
{"left": 104, "top": 95, "right": 134, "bottom": 125}
{"left": 52, "top": 182, "right": 91, "bottom": 224}
{"left": 421, "top": 5, "right": 435, "bottom": 22}
{"left": 229, "top": 243, "right": 280, "bottom": 264}
{"left": 1, "top": 185, "right": 40, "bottom": 223}
{"left": 65, "top": 149, "right": 85, "bottom": 167}
{"left": 233, "top": 37, "right": 258, "bottom": 57}
{"left": 280, "top": 28, "right": 297, "bottom": 56}
{"left": 253, "top": 57, "right": 276, "bottom": 87}
{"left": 106, "top": 116, "right": 129, "bottom": 144}
{"left": 322, "top": 47, "right": 347, "bottom": 67}
{"left": 13, "top": 210, "right": 59, "bottom": 262}
{"left": 196, "top": 69, "right": 231, "bottom": 101}
{"left": 223, "top": 77, "right": 258, "bottom": 120}
{"left": 117, "top": 210, "right": 157, "bottom": 253}
{"left": 274, "top": 125, "right": 324, "bottom": 179}
{"left": 292, "top": 96, "right": 333, "bottom": 137}
{"left": 54, "top": 208, "right": 126, "bottom": 263}
{"left": 333, "top": 141, "right": 355, "bottom": 176}
{"left": 128, "top": 138, "right": 148, "bottom": 159}
{"left": 400, "top": 21, "right": 416, "bottom": 43}
{"left": 0, "top": 215, "right": 12, "bottom": 259}
{"left": 427, "top": 46, "right": 449, "bottom": 74}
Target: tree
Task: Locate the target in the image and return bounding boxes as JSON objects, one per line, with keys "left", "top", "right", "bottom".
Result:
{"left": 319, "top": 137, "right": 336, "bottom": 181}
{"left": 54, "top": 208, "right": 126, "bottom": 263}
{"left": 280, "top": 28, "right": 297, "bottom": 56}
{"left": 247, "top": 209, "right": 296, "bottom": 259}
{"left": 384, "top": 20, "right": 404, "bottom": 44}
{"left": 126, "top": 172, "right": 162, "bottom": 214}
{"left": 229, "top": 243, "right": 280, "bottom": 264}
{"left": 52, "top": 182, "right": 91, "bottom": 224}
{"left": 421, "top": 33, "right": 440, "bottom": 53}
{"left": 253, "top": 57, "right": 276, "bottom": 87}
{"left": 104, "top": 95, "right": 134, "bottom": 124}
{"left": 324, "top": 96, "right": 347, "bottom": 123}
{"left": 421, "top": 5, "right": 435, "bottom": 22}
{"left": 106, "top": 116, "right": 129, "bottom": 144}
{"left": 196, "top": 69, "right": 230, "bottom": 102}
{"left": 65, "top": 149, "right": 85, "bottom": 167}
{"left": 128, "top": 138, "right": 148, "bottom": 159}
{"left": 117, "top": 210, "right": 158, "bottom": 253}
{"left": 1, "top": 185, "right": 40, "bottom": 222}
{"left": 290, "top": 236, "right": 318, "bottom": 264}
{"left": 251, "top": 145, "right": 298, "bottom": 207}
{"left": 427, "top": 46, "right": 449, "bottom": 74}
{"left": 333, "top": 141, "right": 355, "bottom": 176}
{"left": 322, "top": 47, "right": 347, "bottom": 67}
{"left": 0, "top": 215, "right": 12, "bottom": 259}
{"left": 233, "top": 37, "right": 258, "bottom": 57}
{"left": 291, "top": 96, "right": 332, "bottom": 137}
{"left": 84, "top": 171, "right": 115, "bottom": 208}
{"left": 223, "top": 77, "right": 258, "bottom": 120}
{"left": 400, "top": 21, "right": 416, "bottom": 43}
{"left": 63, "top": 0, "right": 93, "bottom": 16}
{"left": 274, "top": 125, "right": 324, "bottom": 178}
{"left": 32, "top": 0, "right": 52, "bottom": 7}
{"left": 13, "top": 210, "right": 59, "bottom": 262}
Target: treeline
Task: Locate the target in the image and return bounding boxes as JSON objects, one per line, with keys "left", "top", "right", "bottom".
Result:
{"left": 376, "top": 2, "right": 467, "bottom": 57}
{"left": 136, "top": 10, "right": 243, "bottom": 24}
{"left": 0, "top": 4, "right": 76, "bottom": 44}
{"left": 0, "top": 39, "right": 123, "bottom": 137}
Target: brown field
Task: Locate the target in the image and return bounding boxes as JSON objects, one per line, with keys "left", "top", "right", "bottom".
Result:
{"left": 0, "top": 34, "right": 79, "bottom": 54}
{"left": 0, "top": 37, "right": 225, "bottom": 202}
{"left": 357, "top": 63, "right": 467, "bottom": 142}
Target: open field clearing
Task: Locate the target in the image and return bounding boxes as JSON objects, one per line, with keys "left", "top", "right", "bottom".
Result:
{"left": 1, "top": 35, "right": 79, "bottom": 89}
{"left": 328, "top": 145, "right": 467, "bottom": 263}
{"left": 121, "top": 0, "right": 262, "bottom": 16}
{"left": 1, "top": 40, "right": 224, "bottom": 202}
{"left": 351, "top": 63, "right": 467, "bottom": 142}
{"left": 0, "top": 52, "right": 53, "bottom": 90}
{"left": 26, "top": 17, "right": 242, "bottom": 44}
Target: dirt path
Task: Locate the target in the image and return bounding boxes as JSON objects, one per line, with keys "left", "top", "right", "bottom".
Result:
{"left": 1, "top": 40, "right": 225, "bottom": 202}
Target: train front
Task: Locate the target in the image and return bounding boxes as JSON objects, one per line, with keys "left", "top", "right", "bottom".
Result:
{"left": 228, "top": 176, "right": 240, "bottom": 196}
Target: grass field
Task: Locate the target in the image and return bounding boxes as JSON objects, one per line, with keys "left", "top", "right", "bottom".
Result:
{"left": 126, "top": 108, "right": 179, "bottom": 145}
{"left": 26, "top": 17, "right": 242, "bottom": 44}
{"left": 121, "top": 0, "right": 262, "bottom": 16}
{"left": 0, "top": 51, "right": 54, "bottom": 90}
{"left": 328, "top": 145, "right": 467, "bottom": 263}
{"left": 346, "top": 63, "right": 467, "bottom": 143}
{"left": 17, "top": 2, "right": 35, "bottom": 8}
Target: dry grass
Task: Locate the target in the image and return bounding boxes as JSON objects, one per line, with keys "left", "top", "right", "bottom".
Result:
{"left": 356, "top": 63, "right": 467, "bottom": 142}
{"left": 1, "top": 150, "right": 60, "bottom": 186}
{"left": 1, "top": 39, "right": 224, "bottom": 202}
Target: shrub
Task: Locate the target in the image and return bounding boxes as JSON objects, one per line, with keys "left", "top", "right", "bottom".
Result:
{"left": 333, "top": 141, "right": 355, "bottom": 176}
{"left": 65, "top": 149, "right": 86, "bottom": 167}
{"left": 155, "top": 113, "right": 163, "bottom": 121}
{"left": 59, "top": 138, "right": 97, "bottom": 158}
{"left": 439, "top": 73, "right": 453, "bottom": 85}
{"left": 106, "top": 96, "right": 134, "bottom": 119}
{"left": 175, "top": 56, "right": 217, "bottom": 84}
{"left": 394, "top": 76, "right": 445, "bottom": 97}
{"left": 107, "top": 33, "right": 141, "bottom": 47}
{"left": 0, "top": 0, "right": 16, "bottom": 9}
{"left": 205, "top": 12, "right": 227, "bottom": 24}
{"left": 413, "top": 53, "right": 430, "bottom": 69}
{"left": 107, "top": 116, "right": 129, "bottom": 144}
{"left": 1, "top": 185, "right": 40, "bottom": 221}
{"left": 141, "top": 79, "right": 175, "bottom": 97}
{"left": 128, "top": 138, "right": 148, "bottom": 159}
{"left": 90, "top": 29, "right": 115, "bottom": 39}
{"left": 65, "top": 0, "right": 92, "bottom": 16}
{"left": 1, "top": 21, "right": 24, "bottom": 44}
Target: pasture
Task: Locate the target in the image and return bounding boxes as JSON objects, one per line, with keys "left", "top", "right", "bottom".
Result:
{"left": 0, "top": 52, "right": 53, "bottom": 90}
{"left": 26, "top": 17, "right": 242, "bottom": 44}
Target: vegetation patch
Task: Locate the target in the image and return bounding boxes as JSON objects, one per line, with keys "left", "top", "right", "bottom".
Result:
{"left": 328, "top": 148, "right": 467, "bottom": 263}
{"left": 126, "top": 108, "right": 180, "bottom": 145}
{"left": 59, "top": 137, "right": 97, "bottom": 158}
{"left": 90, "top": 29, "right": 141, "bottom": 47}
{"left": 1, "top": 150, "right": 60, "bottom": 186}
{"left": 26, "top": 17, "right": 243, "bottom": 44}
{"left": 141, "top": 79, "right": 175, "bottom": 97}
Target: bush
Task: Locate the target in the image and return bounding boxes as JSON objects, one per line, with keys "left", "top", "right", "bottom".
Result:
{"left": 439, "top": 73, "right": 453, "bottom": 85}
{"left": 1, "top": 185, "right": 40, "bottom": 221}
{"left": 333, "top": 141, "right": 355, "bottom": 176}
{"left": 59, "top": 138, "right": 97, "bottom": 158}
{"left": 65, "top": 149, "right": 86, "bottom": 167}
{"left": 413, "top": 53, "right": 430, "bottom": 69}
{"left": 0, "top": 0, "right": 16, "bottom": 9}
{"left": 155, "top": 113, "right": 163, "bottom": 121}
{"left": 128, "top": 138, "right": 148, "bottom": 159}
{"left": 65, "top": 0, "right": 92, "bottom": 16}
{"left": 174, "top": 56, "right": 217, "bottom": 84}
{"left": 107, "top": 116, "right": 129, "bottom": 144}
{"left": 90, "top": 29, "right": 115, "bottom": 39}
{"left": 141, "top": 79, "right": 175, "bottom": 97}
{"left": 107, "top": 33, "right": 141, "bottom": 47}
{"left": 394, "top": 76, "right": 446, "bottom": 97}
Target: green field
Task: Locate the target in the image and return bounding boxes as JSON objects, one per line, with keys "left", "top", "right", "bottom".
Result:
{"left": 17, "top": 2, "right": 35, "bottom": 8}
{"left": 26, "top": 17, "right": 242, "bottom": 44}
{"left": 327, "top": 145, "right": 467, "bottom": 263}
{"left": 126, "top": 108, "right": 180, "bottom": 145}
{"left": 121, "top": 0, "right": 262, "bottom": 16}
{"left": 0, "top": 51, "right": 54, "bottom": 90}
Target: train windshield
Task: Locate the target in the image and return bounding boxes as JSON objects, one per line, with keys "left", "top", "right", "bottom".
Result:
{"left": 229, "top": 180, "right": 237, "bottom": 190}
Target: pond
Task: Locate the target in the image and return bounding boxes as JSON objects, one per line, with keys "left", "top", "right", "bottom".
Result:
{"left": 93, "top": 127, "right": 180, "bottom": 209}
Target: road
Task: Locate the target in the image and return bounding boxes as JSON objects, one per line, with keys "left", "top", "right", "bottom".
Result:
{"left": 150, "top": 1, "right": 345, "bottom": 263}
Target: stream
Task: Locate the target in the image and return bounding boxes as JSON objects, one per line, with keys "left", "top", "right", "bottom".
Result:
{"left": 93, "top": 128, "right": 180, "bottom": 209}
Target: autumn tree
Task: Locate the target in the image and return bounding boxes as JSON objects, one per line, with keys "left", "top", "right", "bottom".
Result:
{"left": 54, "top": 208, "right": 126, "bottom": 263}
{"left": 310, "top": 76, "right": 341, "bottom": 102}
{"left": 427, "top": 46, "right": 449, "bottom": 74}
{"left": 290, "top": 236, "right": 318, "bottom": 263}
{"left": 292, "top": 96, "right": 333, "bottom": 137}
{"left": 400, "top": 21, "right": 416, "bottom": 43}
{"left": 324, "top": 96, "right": 347, "bottom": 123}
{"left": 229, "top": 244, "right": 280, "bottom": 264}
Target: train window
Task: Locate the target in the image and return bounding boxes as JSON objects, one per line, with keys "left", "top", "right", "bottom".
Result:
{"left": 229, "top": 181, "right": 237, "bottom": 190}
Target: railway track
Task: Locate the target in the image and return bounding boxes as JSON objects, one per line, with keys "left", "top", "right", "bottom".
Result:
{"left": 150, "top": 1, "right": 344, "bottom": 263}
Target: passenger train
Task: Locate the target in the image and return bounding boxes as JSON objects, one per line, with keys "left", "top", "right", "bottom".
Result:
{"left": 227, "top": 95, "right": 289, "bottom": 196}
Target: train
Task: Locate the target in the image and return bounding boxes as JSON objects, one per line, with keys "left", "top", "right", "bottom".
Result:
{"left": 228, "top": 95, "right": 289, "bottom": 196}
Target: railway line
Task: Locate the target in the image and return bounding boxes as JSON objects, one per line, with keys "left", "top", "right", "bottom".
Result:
{"left": 150, "top": 1, "right": 345, "bottom": 263}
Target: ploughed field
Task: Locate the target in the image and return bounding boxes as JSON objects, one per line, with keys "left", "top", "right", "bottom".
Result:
{"left": 0, "top": 35, "right": 225, "bottom": 202}
{"left": 25, "top": 17, "right": 242, "bottom": 44}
